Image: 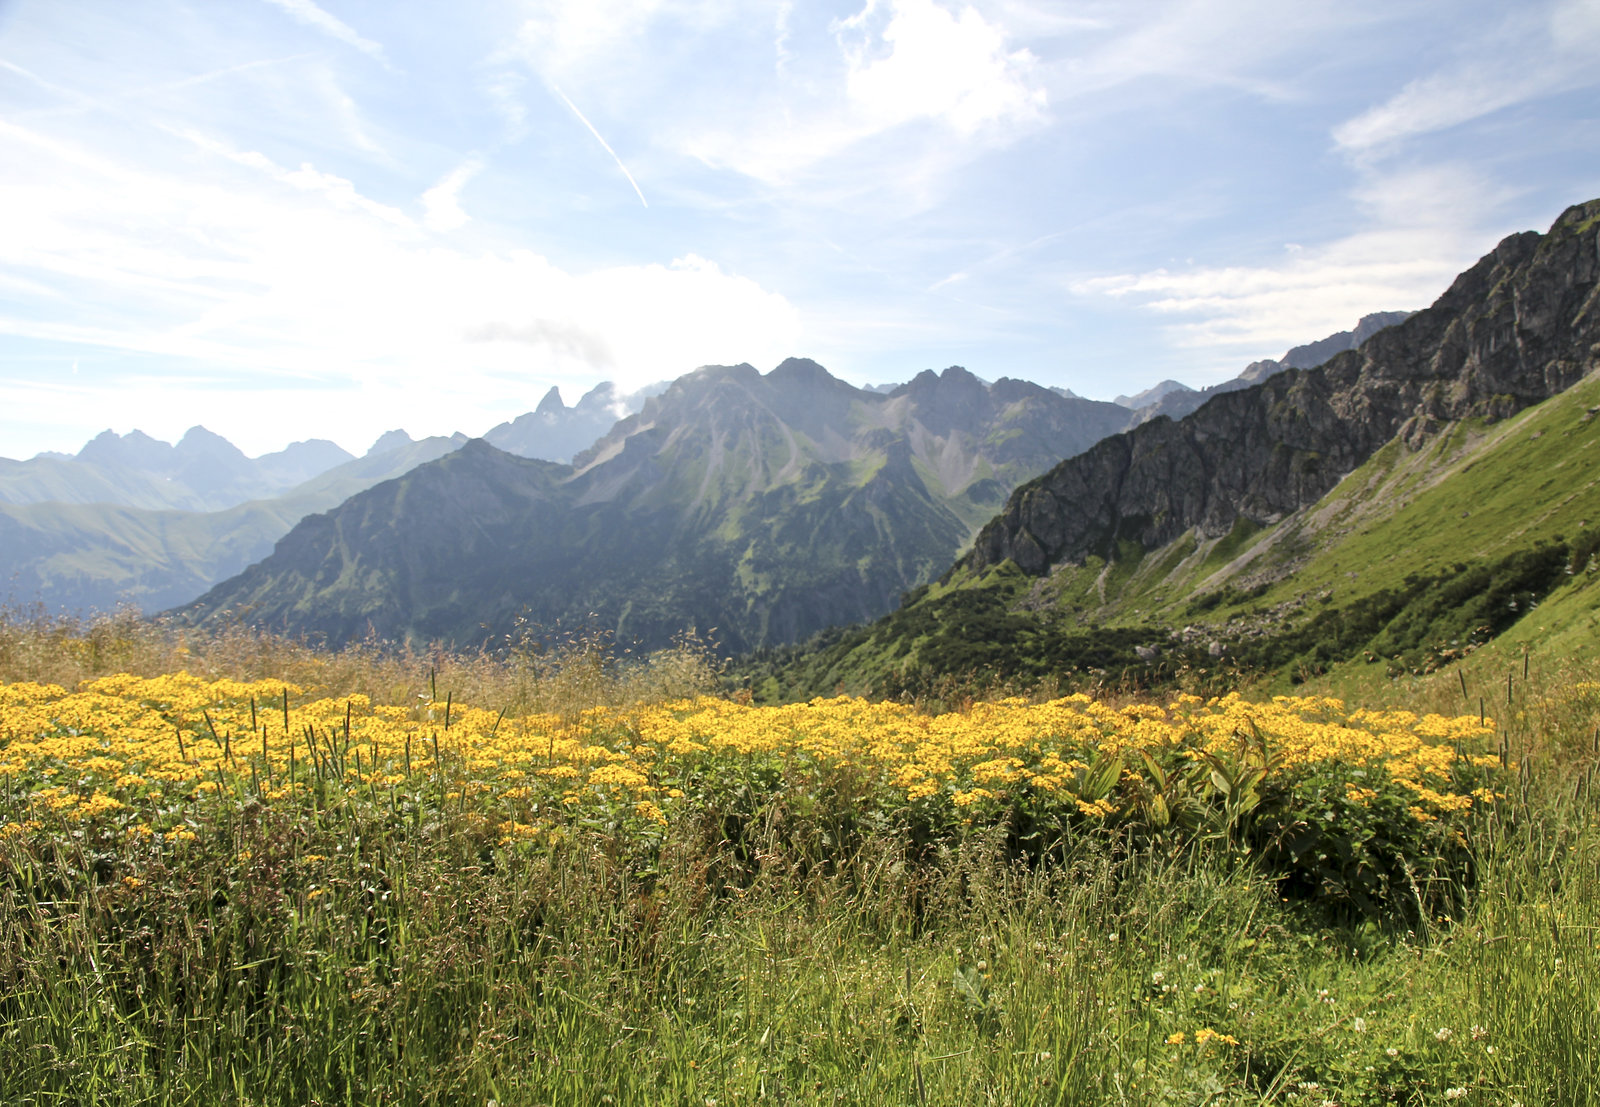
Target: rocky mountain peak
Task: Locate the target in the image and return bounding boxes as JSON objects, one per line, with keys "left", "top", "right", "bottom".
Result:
{"left": 1114, "top": 380, "right": 1194, "bottom": 408}
{"left": 175, "top": 425, "right": 248, "bottom": 461}
{"left": 366, "top": 429, "right": 415, "bottom": 457}
{"left": 574, "top": 382, "right": 618, "bottom": 412}
{"left": 767, "top": 357, "right": 833, "bottom": 383}
{"left": 535, "top": 386, "right": 565, "bottom": 415}
{"left": 77, "top": 429, "right": 174, "bottom": 471}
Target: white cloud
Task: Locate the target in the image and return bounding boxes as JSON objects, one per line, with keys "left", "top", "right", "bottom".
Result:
{"left": 176, "top": 129, "right": 413, "bottom": 225}
{"left": 510, "top": 0, "right": 719, "bottom": 78}
{"left": 0, "top": 120, "right": 799, "bottom": 456}
{"left": 686, "top": 0, "right": 1047, "bottom": 183}
{"left": 1072, "top": 166, "right": 1511, "bottom": 367}
{"left": 838, "top": 0, "right": 1046, "bottom": 134}
{"left": 260, "top": 0, "right": 392, "bottom": 66}
{"left": 421, "top": 159, "right": 483, "bottom": 231}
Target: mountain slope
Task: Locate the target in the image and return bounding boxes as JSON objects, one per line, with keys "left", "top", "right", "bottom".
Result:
{"left": 177, "top": 360, "right": 1135, "bottom": 652}
{"left": 742, "top": 200, "right": 1600, "bottom": 698}
{"left": 1123, "top": 311, "right": 1413, "bottom": 426}
{"left": 967, "top": 202, "right": 1599, "bottom": 578}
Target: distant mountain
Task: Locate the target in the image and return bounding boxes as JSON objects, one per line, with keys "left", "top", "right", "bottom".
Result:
{"left": 482, "top": 381, "right": 640, "bottom": 463}
{"left": 0, "top": 435, "right": 468, "bottom": 615}
{"left": 177, "top": 359, "right": 1135, "bottom": 653}
{"left": 0, "top": 427, "right": 357, "bottom": 512}
{"left": 1114, "top": 379, "right": 1194, "bottom": 408}
{"left": 0, "top": 380, "right": 652, "bottom": 616}
{"left": 750, "top": 199, "right": 1600, "bottom": 697}
{"left": 366, "top": 430, "right": 417, "bottom": 458}
{"left": 1126, "top": 311, "right": 1413, "bottom": 426}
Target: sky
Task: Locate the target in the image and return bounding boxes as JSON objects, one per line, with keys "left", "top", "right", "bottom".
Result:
{"left": 2, "top": 0, "right": 1598, "bottom": 460}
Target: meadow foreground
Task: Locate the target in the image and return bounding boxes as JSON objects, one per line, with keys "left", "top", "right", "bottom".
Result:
{"left": 0, "top": 618, "right": 1595, "bottom": 1104}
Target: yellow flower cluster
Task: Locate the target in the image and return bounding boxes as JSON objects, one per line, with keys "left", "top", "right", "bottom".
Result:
{"left": 1166, "top": 1028, "right": 1239, "bottom": 1047}
{"left": 0, "top": 674, "right": 1498, "bottom": 839}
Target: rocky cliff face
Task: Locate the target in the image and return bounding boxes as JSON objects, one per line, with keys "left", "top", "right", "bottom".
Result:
{"left": 964, "top": 201, "right": 1600, "bottom": 577}
{"left": 1129, "top": 311, "right": 1414, "bottom": 427}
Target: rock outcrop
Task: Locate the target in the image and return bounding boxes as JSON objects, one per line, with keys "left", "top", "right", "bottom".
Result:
{"left": 963, "top": 201, "right": 1600, "bottom": 577}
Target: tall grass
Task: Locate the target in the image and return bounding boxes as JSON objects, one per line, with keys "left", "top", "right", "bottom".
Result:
{"left": 0, "top": 603, "right": 722, "bottom": 716}
{"left": 0, "top": 610, "right": 1596, "bottom": 1104}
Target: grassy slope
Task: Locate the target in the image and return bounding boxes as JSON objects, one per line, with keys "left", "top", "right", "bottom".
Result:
{"left": 747, "top": 372, "right": 1600, "bottom": 700}
{"left": 1031, "top": 370, "right": 1600, "bottom": 631}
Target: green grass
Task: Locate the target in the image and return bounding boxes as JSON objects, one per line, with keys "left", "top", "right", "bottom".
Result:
{"left": 4, "top": 770, "right": 1596, "bottom": 1104}
{"left": 2, "top": 618, "right": 1599, "bottom": 1104}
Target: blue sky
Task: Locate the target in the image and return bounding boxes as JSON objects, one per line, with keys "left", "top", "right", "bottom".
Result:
{"left": 2, "top": 0, "right": 1598, "bottom": 459}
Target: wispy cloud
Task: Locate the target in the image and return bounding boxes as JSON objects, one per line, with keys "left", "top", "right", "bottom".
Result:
{"left": 259, "top": 0, "right": 392, "bottom": 67}
{"left": 1072, "top": 166, "right": 1511, "bottom": 369}
{"left": 1055, "top": 0, "right": 1596, "bottom": 377}
{"left": 175, "top": 128, "right": 413, "bottom": 226}
{"left": 1334, "top": 0, "right": 1600, "bottom": 153}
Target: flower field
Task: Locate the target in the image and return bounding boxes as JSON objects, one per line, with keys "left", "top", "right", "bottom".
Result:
{"left": 2, "top": 673, "right": 1501, "bottom": 893}
{"left": 3, "top": 652, "right": 1595, "bottom": 1105}
{"left": 0, "top": 668, "right": 1510, "bottom": 921}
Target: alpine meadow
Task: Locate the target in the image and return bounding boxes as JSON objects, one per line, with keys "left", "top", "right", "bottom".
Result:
{"left": 5, "top": 4, "right": 1600, "bottom": 1105}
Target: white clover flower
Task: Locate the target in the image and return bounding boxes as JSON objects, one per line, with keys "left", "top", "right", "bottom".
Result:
{"left": 1435, "top": 1027, "right": 1453, "bottom": 1042}
{"left": 1353, "top": 1017, "right": 1367, "bottom": 1032}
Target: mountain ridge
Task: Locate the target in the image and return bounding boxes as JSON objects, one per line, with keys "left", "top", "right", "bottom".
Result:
{"left": 176, "top": 360, "right": 1137, "bottom": 652}
{"left": 963, "top": 204, "right": 1598, "bottom": 580}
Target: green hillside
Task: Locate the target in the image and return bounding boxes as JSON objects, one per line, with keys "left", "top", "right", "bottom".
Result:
{"left": 744, "top": 370, "right": 1600, "bottom": 701}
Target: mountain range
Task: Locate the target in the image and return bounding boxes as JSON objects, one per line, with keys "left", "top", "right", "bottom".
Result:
{"left": 3, "top": 428, "right": 355, "bottom": 513}
{"left": 176, "top": 361, "right": 1136, "bottom": 652}
{"left": 16, "top": 189, "right": 1587, "bottom": 683}
{"left": 747, "top": 199, "right": 1600, "bottom": 698}
{"left": 0, "top": 435, "right": 471, "bottom": 615}
{"left": 0, "top": 387, "right": 653, "bottom": 615}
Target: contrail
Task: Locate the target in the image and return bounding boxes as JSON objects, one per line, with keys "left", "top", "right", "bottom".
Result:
{"left": 549, "top": 83, "right": 648, "bottom": 209}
